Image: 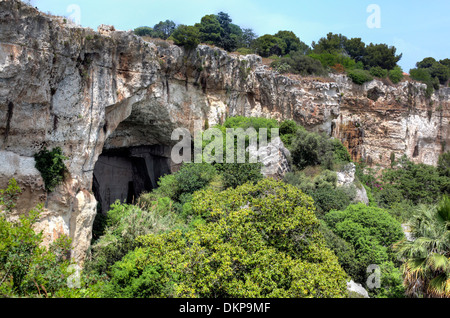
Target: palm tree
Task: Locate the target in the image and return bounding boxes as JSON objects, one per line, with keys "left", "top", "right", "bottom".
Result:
{"left": 394, "top": 196, "right": 450, "bottom": 298}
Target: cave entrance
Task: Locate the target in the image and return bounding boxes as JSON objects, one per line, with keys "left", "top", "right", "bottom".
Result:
{"left": 92, "top": 145, "right": 172, "bottom": 215}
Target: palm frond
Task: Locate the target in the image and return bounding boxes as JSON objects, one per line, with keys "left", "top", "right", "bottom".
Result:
{"left": 426, "top": 253, "right": 450, "bottom": 272}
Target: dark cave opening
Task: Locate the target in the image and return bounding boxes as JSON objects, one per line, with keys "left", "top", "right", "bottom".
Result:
{"left": 92, "top": 145, "right": 172, "bottom": 215}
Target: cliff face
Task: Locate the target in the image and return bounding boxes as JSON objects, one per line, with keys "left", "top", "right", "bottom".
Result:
{"left": 0, "top": 0, "right": 449, "bottom": 262}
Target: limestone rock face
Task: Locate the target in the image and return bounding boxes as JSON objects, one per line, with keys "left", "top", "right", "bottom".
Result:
{"left": 347, "top": 280, "right": 370, "bottom": 298}
{"left": 337, "top": 163, "right": 369, "bottom": 206}
{"left": 249, "top": 137, "right": 291, "bottom": 180}
{"left": 0, "top": 0, "right": 448, "bottom": 263}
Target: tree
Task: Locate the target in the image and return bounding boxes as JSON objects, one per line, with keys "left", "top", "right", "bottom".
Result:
{"left": 254, "top": 34, "right": 286, "bottom": 57}
{"left": 417, "top": 57, "right": 437, "bottom": 69}
{"left": 215, "top": 12, "right": 241, "bottom": 52}
{"left": 429, "top": 63, "right": 449, "bottom": 85}
{"left": 152, "top": 20, "right": 177, "bottom": 40}
{"left": 325, "top": 204, "right": 404, "bottom": 283}
{"left": 196, "top": 14, "right": 222, "bottom": 46}
{"left": 395, "top": 197, "right": 450, "bottom": 298}
{"left": 381, "top": 156, "right": 446, "bottom": 204}
{"left": 274, "top": 31, "right": 309, "bottom": 55}
{"left": 388, "top": 66, "right": 404, "bottom": 84}
{"left": 344, "top": 38, "right": 366, "bottom": 62}
{"left": 170, "top": 25, "right": 200, "bottom": 50}
{"left": 134, "top": 26, "right": 154, "bottom": 37}
{"left": 238, "top": 28, "right": 258, "bottom": 49}
{"left": 312, "top": 32, "right": 348, "bottom": 54}
{"left": 363, "top": 43, "right": 402, "bottom": 70}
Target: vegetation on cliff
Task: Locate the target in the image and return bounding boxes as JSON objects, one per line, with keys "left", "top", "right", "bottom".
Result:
{"left": 1, "top": 114, "right": 449, "bottom": 298}
{"left": 135, "top": 12, "right": 449, "bottom": 89}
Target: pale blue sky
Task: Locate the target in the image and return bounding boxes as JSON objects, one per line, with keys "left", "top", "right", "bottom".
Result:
{"left": 30, "top": 0, "right": 449, "bottom": 72}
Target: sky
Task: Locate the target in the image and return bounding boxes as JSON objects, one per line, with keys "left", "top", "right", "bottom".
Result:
{"left": 30, "top": 0, "right": 450, "bottom": 72}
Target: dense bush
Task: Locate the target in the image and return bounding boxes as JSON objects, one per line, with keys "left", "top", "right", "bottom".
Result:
{"left": 84, "top": 199, "right": 184, "bottom": 276}
{"left": 347, "top": 69, "right": 373, "bottom": 85}
{"left": 271, "top": 52, "right": 326, "bottom": 76}
{"left": 381, "top": 156, "right": 448, "bottom": 205}
{"left": 324, "top": 204, "right": 404, "bottom": 284}
{"left": 169, "top": 25, "right": 200, "bottom": 50}
{"left": 175, "top": 163, "right": 217, "bottom": 197}
{"left": 290, "top": 130, "right": 350, "bottom": 170}
{"left": 388, "top": 66, "right": 404, "bottom": 84}
{"left": 0, "top": 178, "right": 21, "bottom": 212}
{"left": 215, "top": 162, "right": 262, "bottom": 189}
{"left": 369, "top": 66, "right": 388, "bottom": 78}
{"left": 0, "top": 194, "right": 73, "bottom": 297}
{"left": 100, "top": 179, "right": 348, "bottom": 298}
{"left": 34, "top": 147, "right": 68, "bottom": 192}
{"left": 283, "top": 169, "right": 354, "bottom": 216}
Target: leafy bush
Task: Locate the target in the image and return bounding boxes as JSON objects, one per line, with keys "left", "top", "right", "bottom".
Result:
{"left": 84, "top": 200, "right": 184, "bottom": 276}
{"left": 0, "top": 203, "right": 73, "bottom": 297}
{"left": 369, "top": 66, "right": 388, "bottom": 78}
{"left": 388, "top": 66, "right": 404, "bottom": 84}
{"left": 290, "top": 130, "right": 349, "bottom": 170}
{"left": 347, "top": 69, "right": 373, "bottom": 85}
{"left": 170, "top": 25, "right": 200, "bottom": 50}
{"left": 325, "top": 204, "right": 404, "bottom": 283}
{"left": 34, "top": 147, "right": 68, "bottom": 192}
{"left": 319, "top": 221, "right": 358, "bottom": 279}
{"left": 284, "top": 169, "right": 354, "bottom": 216}
{"left": 0, "top": 178, "right": 22, "bottom": 212}
{"left": 271, "top": 52, "right": 327, "bottom": 76}
{"left": 381, "top": 156, "right": 448, "bottom": 205}
{"left": 311, "top": 187, "right": 352, "bottom": 216}
{"left": 102, "top": 179, "right": 348, "bottom": 298}
{"left": 309, "top": 52, "right": 356, "bottom": 70}
{"left": 175, "top": 163, "right": 217, "bottom": 197}
{"left": 215, "top": 162, "right": 262, "bottom": 189}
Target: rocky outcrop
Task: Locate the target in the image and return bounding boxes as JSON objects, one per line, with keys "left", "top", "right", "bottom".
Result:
{"left": 248, "top": 136, "right": 291, "bottom": 180}
{"left": 336, "top": 163, "right": 369, "bottom": 206}
{"left": 347, "top": 280, "right": 370, "bottom": 298}
{"left": 0, "top": 0, "right": 448, "bottom": 263}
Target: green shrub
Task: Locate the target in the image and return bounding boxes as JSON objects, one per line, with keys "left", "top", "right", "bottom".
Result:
{"left": 236, "top": 47, "right": 253, "bottom": 55}
{"left": 324, "top": 204, "right": 404, "bottom": 283}
{"left": 381, "top": 156, "right": 447, "bottom": 205}
{"left": 0, "top": 178, "right": 22, "bottom": 212}
{"left": 388, "top": 66, "right": 404, "bottom": 84}
{"left": 272, "top": 53, "right": 327, "bottom": 76}
{"left": 34, "top": 147, "right": 68, "bottom": 192}
{"left": 310, "top": 186, "right": 352, "bottom": 216}
{"left": 175, "top": 163, "right": 217, "bottom": 197}
{"left": 347, "top": 69, "right": 373, "bottom": 85}
{"left": 319, "top": 220, "right": 358, "bottom": 279}
{"left": 290, "top": 130, "right": 348, "bottom": 170}
{"left": 215, "top": 162, "right": 263, "bottom": 189}
{"left": 375, "top": 184, "right": 404, "bottom": 208}
{"left": 170, "top": 25, "right": 200, "bottom": 50}
{"left": 101, "top": 179, "right": 348, "bottom": 298}
{"left": 369, "top": 66, "right": 388, "bottom": 78}
{"left": 331, "top": 138, "right": 351, "bottom": 164}
{"left": 369, "top": 261, "right": 405, "bottom": 298}
{"left": 0, "top": 203, "right": 73, "bottom": 297}
{"left": 84, "top": 200, "right": 183, "bottom": 276}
